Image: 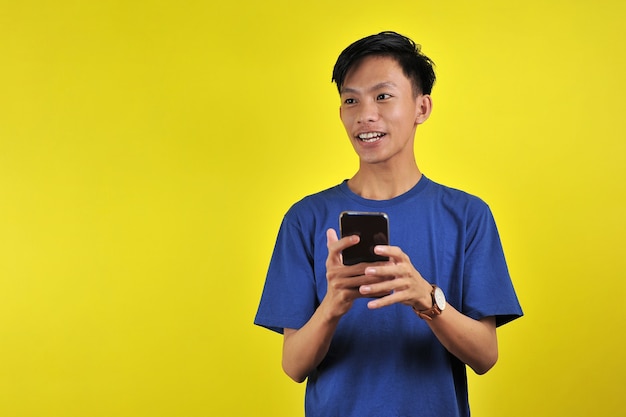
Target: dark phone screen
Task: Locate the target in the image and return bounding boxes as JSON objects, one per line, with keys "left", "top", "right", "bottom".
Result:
{"left": 340, "top": 211, "right": 389, "bottom": 265}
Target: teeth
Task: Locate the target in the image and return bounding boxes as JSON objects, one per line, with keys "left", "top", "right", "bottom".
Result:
{"left": 358, "top": 132, "right": 384, "bottom": 142}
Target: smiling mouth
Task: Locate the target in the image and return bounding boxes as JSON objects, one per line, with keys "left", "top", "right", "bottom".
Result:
{"left": 357, "top": 132, "right": 386, "bottom": 143}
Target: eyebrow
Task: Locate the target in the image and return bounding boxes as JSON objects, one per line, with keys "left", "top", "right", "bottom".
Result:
{"left": 340, "top": 81, "right": 398, "bottom": 95}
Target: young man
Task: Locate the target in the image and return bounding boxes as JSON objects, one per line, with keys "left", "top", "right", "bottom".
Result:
{"left": 254, "top": 31, "right": 523, "bottom": 417}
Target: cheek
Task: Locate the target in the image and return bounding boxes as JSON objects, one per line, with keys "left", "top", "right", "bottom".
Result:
{"left": 339, "top": 111, "right": 355, "bottom": 130}
{"left": 389, "top": 107, "right": 416, "bottom": 127}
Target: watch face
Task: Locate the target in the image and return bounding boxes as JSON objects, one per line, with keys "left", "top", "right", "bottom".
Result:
{"left": 434, "top": 287, "right": 446, "bottom": 310}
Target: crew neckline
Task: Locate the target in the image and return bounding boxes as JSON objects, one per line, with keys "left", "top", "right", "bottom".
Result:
{"left": 338, "top": 175, "right": 431, "bottom": 208}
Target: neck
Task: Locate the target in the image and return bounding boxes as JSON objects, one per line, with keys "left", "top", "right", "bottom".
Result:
{"left": 348, "top": 163, "right": 422, "bottom": 200}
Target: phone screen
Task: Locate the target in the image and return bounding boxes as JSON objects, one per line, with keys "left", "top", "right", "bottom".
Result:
{"left": 340, "top": 211, "right": 389, "bottom": 265}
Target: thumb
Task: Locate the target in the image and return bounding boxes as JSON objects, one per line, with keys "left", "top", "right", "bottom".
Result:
{"left": 326, "top": 228, "right": 342, "bottom": 265}
{"left": 326, "top": 228, "right": 339, "bottom": 246}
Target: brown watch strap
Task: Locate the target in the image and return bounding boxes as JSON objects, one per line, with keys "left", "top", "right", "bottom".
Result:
{"left": 412, "top": 285, "right": 442, "bottom": 321}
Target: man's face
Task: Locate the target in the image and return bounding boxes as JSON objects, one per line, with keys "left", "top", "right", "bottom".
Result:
{"left": 339, "top": 55, "right": 429, "bottom": 166}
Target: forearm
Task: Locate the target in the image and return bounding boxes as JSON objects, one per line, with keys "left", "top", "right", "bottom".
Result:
{"left": 359, "top": 246, "right": 499, "bottom": 374}
{"left": 282, "top": 301, "right": 341, "bottom": 383}
{"left": 427, "top": 305, "right": 498, "bottom": 374}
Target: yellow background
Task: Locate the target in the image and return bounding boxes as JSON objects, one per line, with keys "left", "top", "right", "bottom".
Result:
{"left": 1, "top": 0, "right": 625, "bottom": 416}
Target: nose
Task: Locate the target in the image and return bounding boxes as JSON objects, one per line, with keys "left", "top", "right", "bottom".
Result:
{"left": 357, "top": 99, "right": 379, "bottom": 123}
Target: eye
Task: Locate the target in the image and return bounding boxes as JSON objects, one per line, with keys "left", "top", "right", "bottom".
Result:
{"left": 343, "top": 98, "right": 356, "bottom": 105}
{"left": 376, "top": 93, "right": 391, "bottom": 100}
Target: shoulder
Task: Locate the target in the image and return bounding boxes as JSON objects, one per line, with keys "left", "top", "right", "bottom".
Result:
{"left": 425, "top": 178, "right": 491, "bottom": 214}
{"left": 283, "top": 182, "right": 346, "bottom": 222}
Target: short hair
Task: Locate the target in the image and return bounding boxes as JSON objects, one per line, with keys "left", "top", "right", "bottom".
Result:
{"left": 332, "top": 31, "right": 436, "bottom": 96}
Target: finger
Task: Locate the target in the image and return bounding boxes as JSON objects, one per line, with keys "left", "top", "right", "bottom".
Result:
{"left": 328, "top": 229, "right": 361, "bottom": 252}
{"left": 326, "top": 228, "right": 339, "bottom": 245}
{"left": 363, "top": 264, "right": 399, "bottom": 281}
{"left": 374, "top": 244, "right": 408, "bottom": 263}
{"left": 326, "top": 228, "right": 342, "bottom": 266}
{"left": 359, "top": 275, "right": 397, "bottom": 296}
{"left": 365, "top": 290, "right": 404, "bottom": 309}
{"left": 327, "top": 228, "right": 360, "bottom": 266}
{"left": 359, "top": 285, "right": 393, "bottom": 298}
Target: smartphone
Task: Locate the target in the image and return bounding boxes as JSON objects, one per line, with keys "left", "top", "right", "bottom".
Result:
{"left": 340, "top": 211, "right": 389, "bottom": 265}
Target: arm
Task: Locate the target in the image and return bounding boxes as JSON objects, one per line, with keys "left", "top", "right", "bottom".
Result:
{"left": 282, "top": 229, "right": 392, "bottom": 382}
{"left": 423, "top": 307, "right": 497, "bottom": 374}
{"left": 282, "top": 308, "right": 339, "bottom": 383}
{"left": 359, "top": 245, "right": 498, "bottom": 375}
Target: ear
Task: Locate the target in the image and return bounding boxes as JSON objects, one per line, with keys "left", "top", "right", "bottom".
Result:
{"left": 414, "top": 94, "right": 433, "bottom": 125}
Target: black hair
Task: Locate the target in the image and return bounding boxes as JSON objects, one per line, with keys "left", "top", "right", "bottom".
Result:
{"left": 332, "top": 31, "right": 436, "bottom": 96}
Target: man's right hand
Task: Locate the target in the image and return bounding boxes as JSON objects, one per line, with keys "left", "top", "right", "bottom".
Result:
{"left": 322, "top": 228, "right": 392, "bottom": 319}
{"left": 282, "top": 228, "right": 393, "bottom": 383}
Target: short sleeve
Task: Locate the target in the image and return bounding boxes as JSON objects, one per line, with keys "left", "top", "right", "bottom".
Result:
{"left": 254, "top": 213, "right": 320, "bottom": 334}
{"left": 461, "top": 201, "right": 523, "bottom": 327}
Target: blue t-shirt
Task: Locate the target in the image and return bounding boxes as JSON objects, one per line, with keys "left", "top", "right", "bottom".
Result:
{"left": 254, "top": 176, "right": 523, "bottom": 417}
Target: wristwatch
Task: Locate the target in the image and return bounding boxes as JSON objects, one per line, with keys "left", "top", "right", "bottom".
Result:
{"left": 414, "top": 284, "right": 446, "bottom": 321}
